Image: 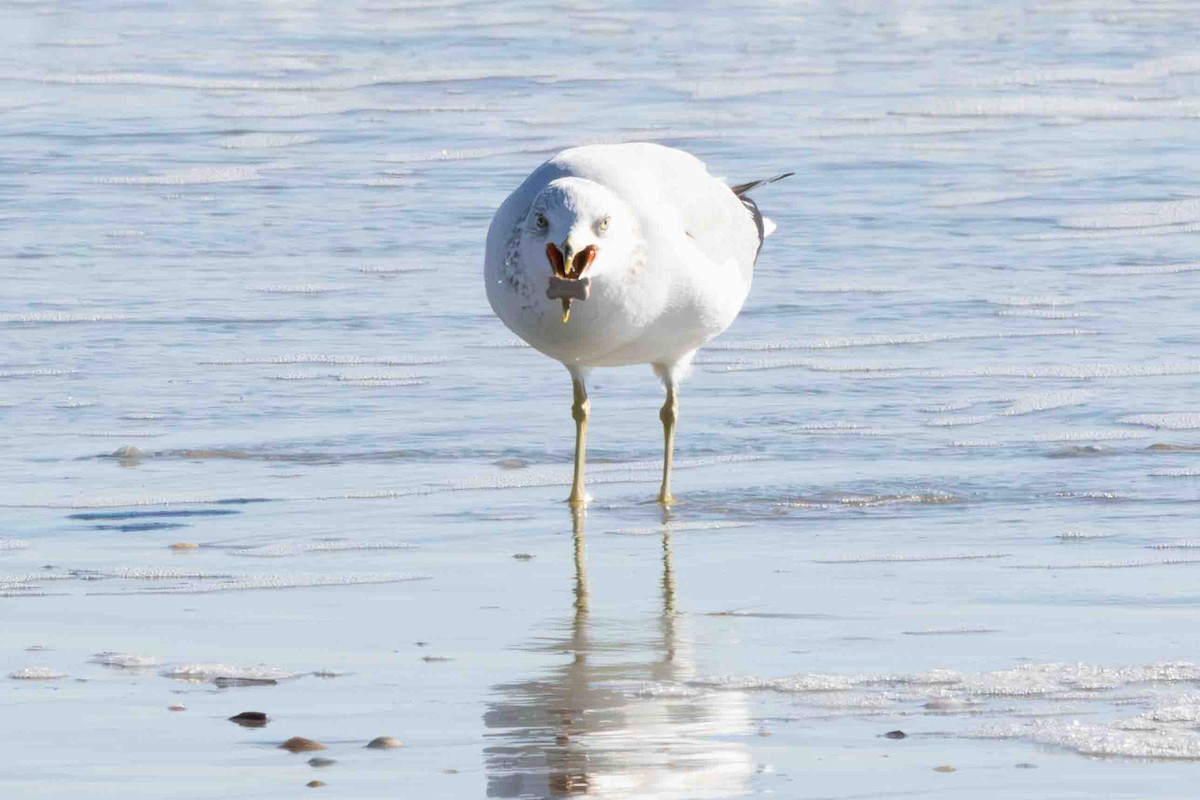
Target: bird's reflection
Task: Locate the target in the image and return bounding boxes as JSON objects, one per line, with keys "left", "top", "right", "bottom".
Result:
{"left": 484, "top": 508, "right": 753, "bottom": 798}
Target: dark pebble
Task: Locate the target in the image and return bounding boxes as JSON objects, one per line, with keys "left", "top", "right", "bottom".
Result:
{"left": 229, "top": 711, "right": 268, "bottom": 727}
{"left": 883, "top": 730, "right": 907, "bottom": 740}
{"left": 308, "top": 757, "right": 336, "bottom": 768}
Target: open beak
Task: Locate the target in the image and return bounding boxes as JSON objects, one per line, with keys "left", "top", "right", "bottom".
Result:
{"left": 545, "top": 240, "right": 598, "bottom": 324}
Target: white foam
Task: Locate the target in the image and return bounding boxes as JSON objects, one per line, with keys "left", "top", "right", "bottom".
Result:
{"left": 607, "top": 522, "right": 752, "bottom": 536}
{"left": 162, "top": 663, "right": 301, "bottom": 682}
{"left": 1002, "top": 389, "right": 1093, "bottom": 416}
{"left": 9, "top": 667, "right": 65, "bottom": 680}
{"left": 1028, "top": 221, "right": 1200, "bottom": 240}
{"left": 0, "top": 539, "right": 29, "bottom": 551}
{"left": 0, "top": 312, "right": 126, "bottom": 323}
{"left": 103, "top": 568, "right": 233, "bottom": 580}
{"left": 219, "top": 133, "right": 317, "bottom": 149}
{"left": 354, "top": 265, "right": 432, "bottom": 274}
{"left": 30, "top": 67, "right": 562, "bottom": 92}
{"left": 1151, "top": 469, "right": 1200, "bottom": 478}
{"left": 998, "top": 308, "right": 1090, "bottom": 319}
{"left": 991, "top": 296, "right": 1073, "bottom": 308}
{"left": 711, "top": 329, "right": 1089, "bottom": 352}
{"left": 800, "top": 284, "right": 904, "bottom": 294}
{"left": 903, "top": 95, "right": 1200, "bottom": 120}
{"left": 998, "top": 54, "right": 1200, "bottom": 88}
{"left": 1057, "top": 530, "right": 1115, "bottom": 541}
{"left": 229, "top": 541, "right": 414, "bottom": 557}
{"left": 1061, "top": 198, "right": 1200, "bottom": 231}
{"left": 81, "top": 431, "right": 165, "bottom": 438}
{"left": 928, "top": 191, "right": 1029, "bottom": 207}
{"left": 112, "top": 572, "right": 429, "bottom": 594}
{"left": 919, "top": 362, "right": 1200, "bottom": 379}
{"left": 926, "top": 415, "right": 993, "bottom": 427}
{"left": 55, "top": 398, "right": 95, "bottom": 409}
{"left": 1122, "top": 413, "right": 1200, "bottom": 430}
{"left": 1036, "top": 430, "right": 1147, "bottom": 442}
{"left": 1081, "top": 261, "right": 1200, "bottom": 276}
{"left": 337, "top": 379, "right": 425, "bottom": 388}
{"left": 718, "top": 358, "right": 903, "bottom": 374}
{"left": 382, "top": 144, "right": 552, "bottom": 165}
{"left": 200, "top": 354, "right": 441, "bottom": 366}
{"left": 250, "top": 284, "right": 348, "bottom": 294}
{"left": 1014, "top": 558, "right": 1200, "bottom": 570}
{"left": 91, "top": 652, "right": 160, "bottom": 668}
{"left": 973, "top": 719, "right": 1200, "bottom": 760}
{"left": 814, "top": 552, "right": 1008, "bottom": 564}
{"left": 788, "top": 422, "right": 884, "bottom": 436}
{"left": 0, "top": 368, "right": 74, "bottom": 379}
{"left": 99, "top": 166, "right": 261, "bottom": 186}
{"left": 336, "top": 177, "right": 422, "bottom": 188}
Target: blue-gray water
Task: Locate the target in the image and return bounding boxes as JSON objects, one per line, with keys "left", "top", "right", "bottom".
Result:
{"left": 5, "top": 1, "right": 1200, "bottom": 797}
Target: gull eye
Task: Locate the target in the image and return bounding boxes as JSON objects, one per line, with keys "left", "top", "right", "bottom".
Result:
{"left": 535, "top": 213, "right": 549, "bottom": 230}
{"left": 597, "top": 216, "right": 610, "bottom": 233}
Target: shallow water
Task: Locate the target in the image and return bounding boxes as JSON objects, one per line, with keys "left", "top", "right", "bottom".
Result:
{"left": 4, "top": 0, "right": 1200, "bottom": 797}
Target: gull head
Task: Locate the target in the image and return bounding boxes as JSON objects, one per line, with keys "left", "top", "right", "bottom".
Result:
{"left": 522, "top": 177, "right": 637, "bottom": 323}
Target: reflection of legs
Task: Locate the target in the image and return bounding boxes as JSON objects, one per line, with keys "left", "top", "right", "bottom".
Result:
{"left": 657, "top": 383, "right": 678, "bottom": 505}
{"left": 567, "top": 371, "right": 590, "bottom": 507}
{"left": 661, "top": 531, "right": 675, "bottom": 617}
{"left": 572, "top": 506, "right": 588, "bottom": 617}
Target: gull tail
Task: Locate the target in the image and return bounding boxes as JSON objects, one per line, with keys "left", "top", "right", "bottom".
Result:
{"left": 732, "top": 172, "right": 793, "bottom": 249}
{"left": 729, "top": 171, "right": 794, "bottom": 198}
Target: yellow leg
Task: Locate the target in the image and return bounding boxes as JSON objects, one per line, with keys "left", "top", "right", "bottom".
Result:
{"left": 657, "top": 385, "right": 678, "bottom": 505}
{"left": 567, "top": 376, "right": 590, "bottom": 507}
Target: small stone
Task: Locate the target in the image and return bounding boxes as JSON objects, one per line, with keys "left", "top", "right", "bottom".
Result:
{"left": 494, "top": 457, "right": 529, "bottom": 470}
{"left": 306, "top": 780, "right": 325, "bottom": 788}
{"left": 933, "top": 765, "right": 956, "bottom": 773}
{"left": 512, "top": 553, "right": 534, "bottom": 561}
{"left": 169, "top": 542, "right": 199, "bottom": 550}
{"left": 883, "top": 730, "right": 907, "bottom": 739}
{"left": 168, "top": 704, "right": 186, "bottom": 712}
{"left": 280, "top": 737, "right": 325, "bottom": 753}
{"left": 308, "top": 757, "right": 336, "bottom": 768}
{"left": 365, "top": 736, "right": 403, "bottom": 750}
{"left": 229, "top": 711, "right": 268, "bottom": 727}
{"left": 1015, "top": 762, "right": 1038, "bottom": 769}
{"left": 421, "top": 655, "right": 453, "bottom": 663}
{"left": 442, "top": 768, "right": 459, "bottom": 774}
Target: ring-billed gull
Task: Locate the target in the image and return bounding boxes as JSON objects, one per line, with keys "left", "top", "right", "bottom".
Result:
{"left": 484, "top": 143, "right": 789, "bottom": 506}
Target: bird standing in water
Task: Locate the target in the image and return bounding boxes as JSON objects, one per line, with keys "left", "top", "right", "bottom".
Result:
{"left": 484, "top": 143, "right": 788, "bottom": 507}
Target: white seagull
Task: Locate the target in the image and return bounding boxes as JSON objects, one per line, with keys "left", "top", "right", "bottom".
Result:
{"left": 484, "top": 143, "right": 789, "bottom": 507}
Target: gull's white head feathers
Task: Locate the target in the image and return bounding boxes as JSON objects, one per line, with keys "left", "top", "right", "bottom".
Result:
{"left": 519, "top": 177, "right": 640, "bottom": 284}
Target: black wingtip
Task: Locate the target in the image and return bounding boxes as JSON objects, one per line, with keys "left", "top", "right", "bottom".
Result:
{"left": 730, "top": 171, "right": 795, "bottom": 197}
